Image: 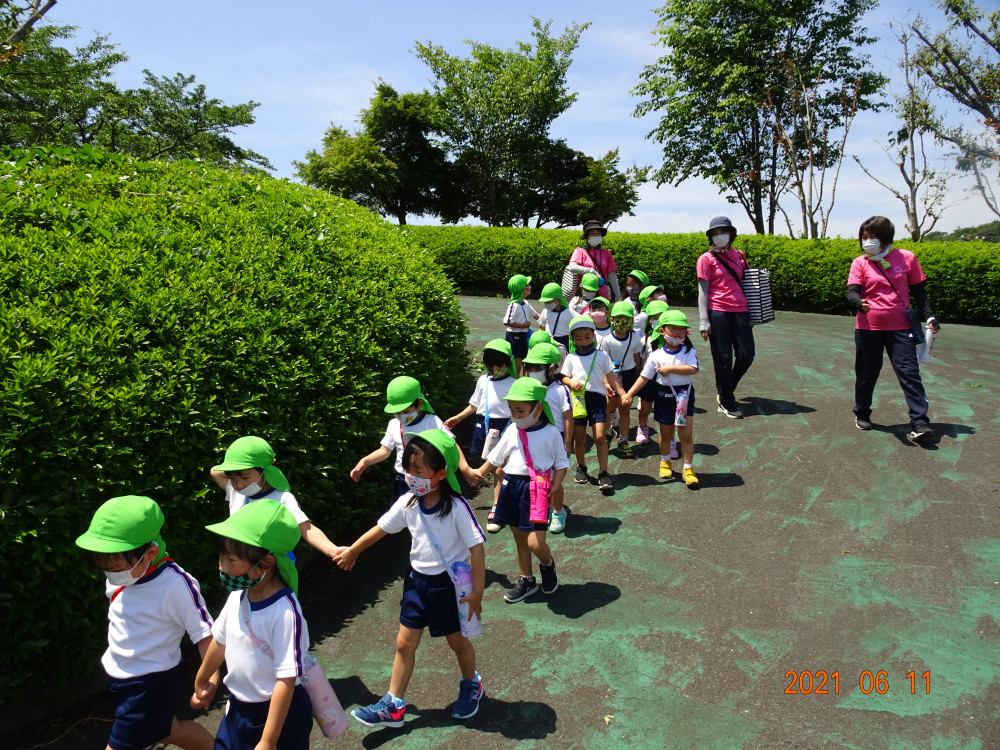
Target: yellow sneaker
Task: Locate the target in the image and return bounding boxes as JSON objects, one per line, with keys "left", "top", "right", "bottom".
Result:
{"left": 682, "top": 467, "right": 699, "bottom": 486}
{"left": 659, "top": 460, "right": 673, "bottom": 479}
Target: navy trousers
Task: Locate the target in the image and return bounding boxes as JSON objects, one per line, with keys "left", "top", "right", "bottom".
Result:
{"left": 853, "top": 328, "right": 929, "bottom": 425}
{"left": 707, "top": 310, "right": 755, "bottom": 409}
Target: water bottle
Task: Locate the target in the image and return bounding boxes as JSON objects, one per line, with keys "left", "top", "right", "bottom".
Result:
{"left": 300, "top": 653, "right": 348, "bottom": 737}
{"left": 674, "top": 388, "right": 689, "bottom": 427}
{"left": 450, "top": 560, "right": 482, "bottom": 638}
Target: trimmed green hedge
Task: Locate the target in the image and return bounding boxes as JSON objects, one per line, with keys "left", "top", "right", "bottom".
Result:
{"left": 404, "top": 225, "right": 1000, "bottom": 325}
{"left": 0, "top": 146, "right": 469, "bottom": 701}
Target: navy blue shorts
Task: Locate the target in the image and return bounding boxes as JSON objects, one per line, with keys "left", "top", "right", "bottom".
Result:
{"left": 554, "top": 334, "right": 570, "bottom": 349}
{"left": 638, "top": 374, "right": 658, "bottom": 402}
{"left": 107, "top": 664, "right": 180, "bottom": 750}
{"left": 215, "top": 685, "right": 311, "bottom": 750}
{"left": 653, "top": 385, "right": 695, "bottom": 426}
{"left": 399, "top": 567, "right": 460, "bottom": 637}
{"left": 506, "top": 331, "right": 529, "bottom": 359}
{"left": 470, "top": 416, "right": 510, "bottom": 455}
{"left": 493, "top": 474, "right": 548, "bottom": 532}
{"left": 618, "top": 367, "right": 639, "bottom": 393}
{"left": 391, "top": 472, "right": 408, "bottom": 503}
{"left": 572, "top": 391, "right": 608, "bottom": 426}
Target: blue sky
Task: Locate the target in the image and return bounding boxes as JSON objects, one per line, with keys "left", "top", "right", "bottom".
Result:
{"left": 50, "top": 0, "right": 989, "bottom": 237}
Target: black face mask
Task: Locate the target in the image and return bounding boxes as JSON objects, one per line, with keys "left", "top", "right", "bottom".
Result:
{"left": 575, "top": 343, "right": 595, "bottom": 355}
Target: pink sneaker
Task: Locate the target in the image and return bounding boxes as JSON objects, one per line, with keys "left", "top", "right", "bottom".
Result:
{"left": 669, "top": 439, "right": 679, "bottom": 460}
{"left": 636, "top": 426, "right": 650, "bottom": 444}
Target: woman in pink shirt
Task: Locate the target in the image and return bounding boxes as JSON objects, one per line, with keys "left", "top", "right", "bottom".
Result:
{"left": 567, "top": 220, "right": 621, "bottom": 303}
{"left": 696, "top": 216, "right": 754, "bottom": 418}
{"left": 847, "top": 216, "right": 940, "bottom": 442}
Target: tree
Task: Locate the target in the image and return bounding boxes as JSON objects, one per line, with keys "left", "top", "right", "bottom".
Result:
{"left": 853, "top": 30, "right": 958, "bottom": 241}
{"left": 414, "top": 17, "right": 590, "bottom": 226}
{"left": 1, "top": 0, "right": 58, "bottom": 52}
{"left": 633, "top": 0, "right": 884, "bottom": 235}
{"left": 295, "top": 83, "right": 463, "bottom": 224}
{"left": 911, "top": 0, "right": 1000, "bottom": 218}
{"left": 0, "top": 24, "right": 270, "bottom": 170}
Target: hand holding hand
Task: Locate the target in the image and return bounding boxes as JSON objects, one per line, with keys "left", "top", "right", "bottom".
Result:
{"left": 191, "top": 678, "right": 218, "bottom": 710}
{"left": 336, "top": 547, "right": 359, "bottom": 571}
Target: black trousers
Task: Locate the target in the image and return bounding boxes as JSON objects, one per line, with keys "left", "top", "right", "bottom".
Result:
{"left": 853, "top": 328, "right": 929, "bottom": 425}
{"left": 707, "top": 310, "right": 755, "bottom": 409}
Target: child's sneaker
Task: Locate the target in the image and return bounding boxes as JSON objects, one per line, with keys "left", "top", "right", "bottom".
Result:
{"left": 540, "top": 557, "right": 559, "bottom": 594}
{"left": 548, "top": 507, "right": 568, "bottom": 534}
{"left": 659, "top": 460, "right": 673, "bottom": 479}
{"left": 574, "top": 464, "right": 588, "bottom": 484}
{"left": 669, "top": 438, "right": 679, "bottom": 460}
{"left": 682, "top": 467, "right": 699, "bottom": 486}
{"left": 504, "top": 575, "right": 539, "bottom": 603}
{"left": 618, "top": 438, "right": 633, "bottom": 458}
{"left": 635, "top": 425, "right": 650, "bottom": 444}
{"left": 597, "top": 471, "right": 614, "bottom": 490}
{"left": 452, "top": 673, "right": 484, "bottom": 720}
{"left": 352, "top": 693, "right": 406, "bottom": 728}
{"left": 485, "top": 505, "right": 503, "bottom": 533}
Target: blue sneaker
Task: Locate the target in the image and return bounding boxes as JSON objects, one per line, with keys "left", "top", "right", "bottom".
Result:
{"left": 452, "top": 674, "right": 484, "bottom": 719}
{"left": 352, "top": 693, "right": 406, "bottom": 728}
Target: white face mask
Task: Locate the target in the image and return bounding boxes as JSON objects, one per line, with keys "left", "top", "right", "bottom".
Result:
{"left": 105, "top": 555, "right": 152, "bottom": 588}
{"left": 711, "top": 234, "right": 730, "bottom": 248}
{"left": 397, "top": 410, "right": 419, "bottom": 426}
{"left": 241, "top": 471, "right": 264, "bottom": 497}
{"left": 664, "top": 335, "right": 685, "bottom": 347}
{"left": 512, "top": 407, "right": 541, "bottom": 430}
{"left": 861, "top": 238, "right": 882, "bottom": 254}
{"left": 543, "top": 301, "right": 557, "bottom": 311}
{"left": 527, "top": 370, "right": 548, "bottom": 384}
{"left": 587, "top": 235, "right": 602, "bottom": 247}
{"left": 582, "top": 291, "right": 596, "bottom": 301}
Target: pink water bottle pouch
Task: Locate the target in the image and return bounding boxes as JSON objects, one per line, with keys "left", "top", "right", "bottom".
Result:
{"left": 528, "top": 473, "right": 552, "bottom": 523}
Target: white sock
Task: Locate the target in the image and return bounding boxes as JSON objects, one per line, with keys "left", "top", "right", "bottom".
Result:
{"left": 389, "top": 692, "right": 406, "bottom": 707}
{"left": 661, "top": 455, "right": 670, "bottom": 462}
{"left": 683, "top": 463, "right": 693, "bottom": 470}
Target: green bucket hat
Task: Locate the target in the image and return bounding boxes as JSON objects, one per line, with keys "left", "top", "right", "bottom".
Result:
{"left": 579, "top": 274, "right": 601, "bottom": 293}
{"left": 539, "top": 282, "right": 568, "bottom": 309}
{"left": 528, "top": 330, "right": 554, "bottom": 349}
{"left": 483, "top": 339, "right": 517, "bottom": 378}
{"left": 638, "top": 284, "right": 666, "bottom": 311}
{"left": 206, "top": 499, "right": 301, "bottom": 594}
{"left": 628, "top": 269, "right": 650, "bottom": 286}
{"left": 503, "top": 377, "right": 554, "bottom": 428}
{"left": 610, "top": 301, "right": 635, "bottom": 319}
{"left": 214, "top": 436, "right": 291, "bottom": 493}
{"left": 523, "top": 342, "right": 561, "bottom": 365}
{"left": 569, "top": 315, "right": 596, "bottom": 334}
{"left": 587, "top": 295, "right": 609, "bottom": 310}
{"left": 76, "top": 496, "right": 168, "bottom": 566}
{"left": 508, "top": 274, "right": 532, "bottom": 304}
{"left": 384, "top": 376, "right": 434, "bottom": 415}
{"left": 402, "top": 428, "right": 461, "bottom": 494}
{"left": 644, "top": 300, "right": 670, "bottom": 348}
{"left": 659, "top": 310, "right": 690, "bottom": 329}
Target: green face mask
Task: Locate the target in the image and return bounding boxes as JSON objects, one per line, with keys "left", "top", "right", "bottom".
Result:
{"left": 219, "top": 559, "right": 267, "bottom": 591}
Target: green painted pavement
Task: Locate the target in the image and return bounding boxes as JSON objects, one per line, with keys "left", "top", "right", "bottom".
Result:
{"left": 21, "top": 297, "right": 1000, "bottom": 750}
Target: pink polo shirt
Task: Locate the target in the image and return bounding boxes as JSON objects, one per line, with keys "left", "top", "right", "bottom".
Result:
{"left": 570, "top": 246, "right": 617, "bottom": 300}
{"left": 696, "top": 249, "right": 748, "bottom": 312}
{"left": 848, "top": 248, "right": 926, "bottom": 331}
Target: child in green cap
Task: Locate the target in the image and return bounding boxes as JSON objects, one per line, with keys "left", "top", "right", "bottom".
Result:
{"left": 537, "top": 281, "right": 572, "bottom": 349}
{"left": 529, "top": 328, "right": 567, "bottom": 367}
{"left": 561, "top": 316, "right": 629, "bottom": 490}
{"left": 336, "top": 429, "right": 486, "bottom": 726}
{"left": 504, "top": 274, "right": 538, "bottom": 375}
{"left": 76, "top": 495, "right": 217, "bottom": 750}
{"left": 522, "top": 343, "right": 573, "bottom": 533}
{"left": 625, "top": 269, "right": 650, "bottom": 311}
{"left": 210, "top": 435, "right": 343, "bottom": 562}
{"left": 624, "top": 311, "right": 700, "bottom": 486}
{"left": 351, "top": 375, "right": 476, "bottom": 503}
{"left": 601, "top": 301, "right": 645, "bottom": 458}
{"left": 569, "top": 272, "right": 601, "bottom": 315}
{"left": 588, "top": 295, "right": 613, "bottom": 345}
{"left": 445, "top": 339, "right": 516, "bottom": 532}
{"left": 473, "top": 378, "right": 568, "bottom": 601}
{"left": 195, "top": 499, "right": 313, "bottom": 749}
{"left": 635, "top": 300, "right": 670, "bottom": 450}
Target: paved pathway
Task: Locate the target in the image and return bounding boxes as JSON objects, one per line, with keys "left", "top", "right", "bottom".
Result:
{"left": 19, "top": 297, "right": 1000, "bottom": 750}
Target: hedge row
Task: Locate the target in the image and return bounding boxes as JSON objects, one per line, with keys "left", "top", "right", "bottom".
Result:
{"left": 402, "top": 225, "right": 1000, "bottom": 325}
{"left": 0, "top": 146, "right": 470, "bottom": 702}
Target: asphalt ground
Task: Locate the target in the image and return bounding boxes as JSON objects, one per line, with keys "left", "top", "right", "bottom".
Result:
{"left": 15, "top": 296, "right": 1000, "bottom": 750}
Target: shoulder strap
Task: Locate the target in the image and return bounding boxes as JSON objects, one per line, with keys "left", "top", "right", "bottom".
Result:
{"left": 517, "top": 428, "right": 536, "bottom": 478}
{"left": 483, "top": 380, "right": 490, "bottom": 430}
{"left": 868, "top": 256, "right": 909, "bottom": 308}
{"left": 712, "top": 250, "right": 743, "bottom": 283}
{"left": 415, "top": 507, "right": 461, "bottom": 583}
